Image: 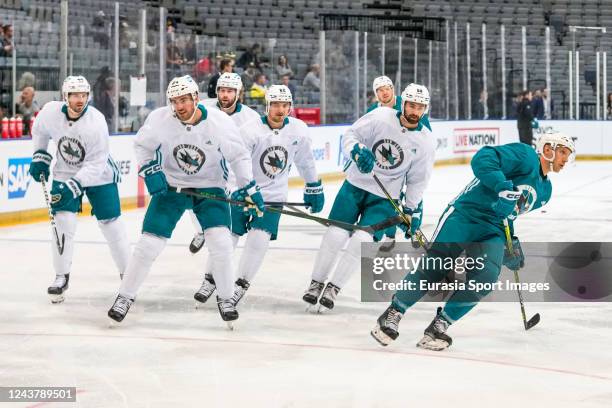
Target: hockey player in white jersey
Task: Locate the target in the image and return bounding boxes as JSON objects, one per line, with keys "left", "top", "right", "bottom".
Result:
{"left": 188, "top": 72, "right": 260, "bottom": 253}
{"left": 194, "top": 85, "right": 324, "bottom": 307}
{"left": 107, "top": 75, "right": 264, "bottom": 325}
{"left": 302, "top": 83, "right": 436, "bottom": 311}
{"left": 28, "top": 75, "right": 130, "bottom": 303}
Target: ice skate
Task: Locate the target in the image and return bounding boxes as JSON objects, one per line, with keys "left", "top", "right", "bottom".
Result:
{"left": 48, "top": 274, "right": 69, "bottom": 304}
{"left": 108, "top": 294, "right": 134, "bottom": 324}
{"left": 217, "top": 296, "right": 239, "bottom": 330}
{"left": 194, "top": 274, "right": 216, "bottom": 307}
{"left": 371, "top": 305, "right": 403, "bottom": 346}
{"left": 318, "top": 282, "right": 340, "bottom": 312}
{"left": 189, "top": 232, "right": 205, "bottom": 254}
{"left": 417, "top": 307, "right": 453, "bottom": 351}
{"left": 302, "top": 279, "right": 324, "bottom": 311}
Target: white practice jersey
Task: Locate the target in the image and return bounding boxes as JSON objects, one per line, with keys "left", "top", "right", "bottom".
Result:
{"left": 202, "top": 101, "right": 262, "bottom": 191}
{"left": 32, "top": 101, "right": 120, "bottom": 186}
{"left": 239, "top": 116, "right": 318, "bottom": 202}
{"left": 342, "top": 107, "right": 436, "bottom": 210}
{"left": 134, "top": 104, "right": 253, "bottom": 190}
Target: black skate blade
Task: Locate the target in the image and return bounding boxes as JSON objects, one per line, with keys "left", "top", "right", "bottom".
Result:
{"left": 525, "top": 313, "right": 540, "bottom": 330}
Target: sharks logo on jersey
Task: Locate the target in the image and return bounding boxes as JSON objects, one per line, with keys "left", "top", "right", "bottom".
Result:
{"left": 372, "top": 139, "right": 404, "bottom": 170}
{"left": 260, "top": 146, "right": 289, "bottom": 179}
{"left": 173, "top": 144, "right": 206, "bottom": 175}
{"left": 57, "top": 136, "right": 85, "bottom": 166}
{"left": 508, "top": 184, "right": 537, "bottom": 221}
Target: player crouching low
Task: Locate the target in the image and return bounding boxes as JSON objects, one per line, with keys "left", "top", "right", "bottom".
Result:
{"left": 371, "top": 131, "right": 575, "bottom": 350}
{"left": 107, "top": 75, "right": 264, "bottom": 327}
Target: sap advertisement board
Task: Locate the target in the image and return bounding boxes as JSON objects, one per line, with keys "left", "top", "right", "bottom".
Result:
{"left": 1, "top": 120, "right": 609, "bottom": 215}
{"left": 0, "top": 135, "right": 139, "bottom": 214}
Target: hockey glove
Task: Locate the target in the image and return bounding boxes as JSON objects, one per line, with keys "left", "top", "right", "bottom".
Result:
{"left": 503, "top": 236, "right": 525, "bottom": 271}
{"left": 531, "top": 119, "right": 539, "bottom": 129}
{"left": 350, "top": 143, "right": 375, "bottom": 174}
{"left": 50, "top": 178, "right": 83, "bottom": 211}
{"left": 398, "top": 200, "right": 423, "bottom": 237}
{"left": 30, "top": 150, "right": 52, "bottom": 182}
{"left": 237, "top": 180, "right": 265, "bottom": 218}
{"left": 139, "top": 160, "right": 168, "bottom": 196}
{"left": 492, "top": 181, "right": 521, "bottom": 219}
{"left": 303, "top": 180, "right": 324, "bottom": 213}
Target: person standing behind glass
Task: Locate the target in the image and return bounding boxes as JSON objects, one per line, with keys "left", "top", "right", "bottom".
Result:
{"left": 516, "top": 90, "right": 538, "bottom": 146}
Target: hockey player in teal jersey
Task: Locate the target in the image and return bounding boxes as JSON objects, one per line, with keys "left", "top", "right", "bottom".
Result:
{"left": 366, "top": 75, "right": 402, "bottom": 114}
{"left": 371, "top": 131, "right": 576, "bottom": 350}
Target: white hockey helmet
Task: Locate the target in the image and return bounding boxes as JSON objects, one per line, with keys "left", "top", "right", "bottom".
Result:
{"left": 62, "top": 75, "right": 90, "bottom": 101}
{"left": 265, "top": 84, "right": 293, "bottom": 115}
{"left": 166, "top": 75, "right": 200, "bottom": 122}
{"left": 372, "top": 75, "right": 394, "bottom": 95}
{"left": 401, "top": 83, "right": 430, "bottom": 115}
{"left": 216, "top": 72, "right": 243, "bottom": 93}
{"left": 536, "top": 130, "right": 576, "bottom": 163}
{"left": 166, "top": 75, "right": 199, "bottom": 103}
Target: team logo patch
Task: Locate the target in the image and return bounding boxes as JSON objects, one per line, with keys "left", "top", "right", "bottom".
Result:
{"left": 173, "top": 144, "right": 206, "bottom": 175}
{"left": 508, "top": 184, "right": 537, "bottom": 221}
{"left": 372, "top": 139, "right": 404, "bottom": 170}
{"left": 260, "top": 146, "right": 288, "bottom": 179}
{"left": 57, "top": 136, "right": 85, "bottom": 166}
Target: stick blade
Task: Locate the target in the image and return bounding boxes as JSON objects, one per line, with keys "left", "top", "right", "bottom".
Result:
{"left": 525, "top": 313, "right": 541, "bottom": 330}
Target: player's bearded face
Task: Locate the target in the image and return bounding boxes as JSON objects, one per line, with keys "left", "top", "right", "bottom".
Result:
{"left": 67, "top": 92, "right": 88, "bottom": 113}
{"left": 171, "top": 95, "right": 196, "bottom": 121}
{"left": 268, "top": 102, "right": 290, "bottom": 123}
{"left": 552, "top": 146, "right": 572, "bottom": 172}
{"left": 217, "top": 87, "right": 237, "bottom": 109}
{"left": 376, "top": 86, "right": 394, "bottom": 105}
{"left": 403, "top": 102, "right": 426, "bottom": 124}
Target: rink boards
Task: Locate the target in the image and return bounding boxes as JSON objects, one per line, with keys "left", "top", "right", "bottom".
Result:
{"left": 0, "top": 119, "right": 611, "bottom": 224}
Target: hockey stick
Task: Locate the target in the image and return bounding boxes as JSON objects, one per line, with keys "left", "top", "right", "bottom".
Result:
{"left": 287, "top": 205, "right": 405, "bottom": 234}
{"left": 503, "top": 219, "right": 540, "bottom": 331}
{"left": 40, "top": 176, "right": 65, "bottom": 255}
{"left": 169, "top": 187, "right": 388, "bottom": 234}
{"left": 371, "top": 174, "right": 429, "bottom": 248}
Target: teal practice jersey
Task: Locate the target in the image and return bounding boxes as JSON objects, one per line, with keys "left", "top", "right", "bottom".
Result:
{"left": 366, "top": 95, "right": 402, "bottom": 113}
{"left": 449, "top": 143, "right": 552, "bottom": 231}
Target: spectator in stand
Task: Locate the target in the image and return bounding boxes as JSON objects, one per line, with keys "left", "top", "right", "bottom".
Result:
{"left": 194, "top": 52, "right": 214, "bottom": 82}
{"left": 1, "top": 24, "right": 14, "bottom": 57}
{"left": 303, "top": 64, "right": 320, "bottom": 91}
{"left": 166, "top": 39, "right": 185, "bottom": 74}
{"left": 92, "top": 11, "right": 109, "bottom": 48}
{"left": 516, "top": 90, "right": 536, "bottom": 146}
{"left": 18, "top": 72, "right": 36, "bottom": 90}
{"left": 183, "top": 33, "right": 197, "bottom": 64}
{"left": 15, "top": 86, "right": 40, "bottom": 135}
{"left": 280, "top": 74, "right": 296, "bottom": 99}
{"left": 236, "top": 43, "right": 264, "bottom": 70}
{"left": 96, "top": 77, "right": 116, "bottom": 130}
{"left": 474, "top": 89, "right": 488, "bottom": 119}
{"left": 93, "top": 66, "right": 112, "bottom": 108}
{"left": 367, "top": 91, "right": 376, "bottom": 106}
{"left": 241, "top": 62, "right": 258, "bottom": 91}
{"left": 532, "top": 88, "right": 545, "bottom": 120}
{"left": 207, "top": 58, "right": 234, "bottom": 98}
{"left": 608, "top": 92, "right": 612, "bottom": 118}
{"left": 250, "top": 73, "right": 267, "bottom": 99}
{"left": 275, "top": 55, "right": 294, "bottom": 78}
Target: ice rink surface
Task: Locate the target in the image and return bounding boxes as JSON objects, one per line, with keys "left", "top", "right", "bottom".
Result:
{"left": 1, "top": 161, "right": 611, "bottom": 407}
